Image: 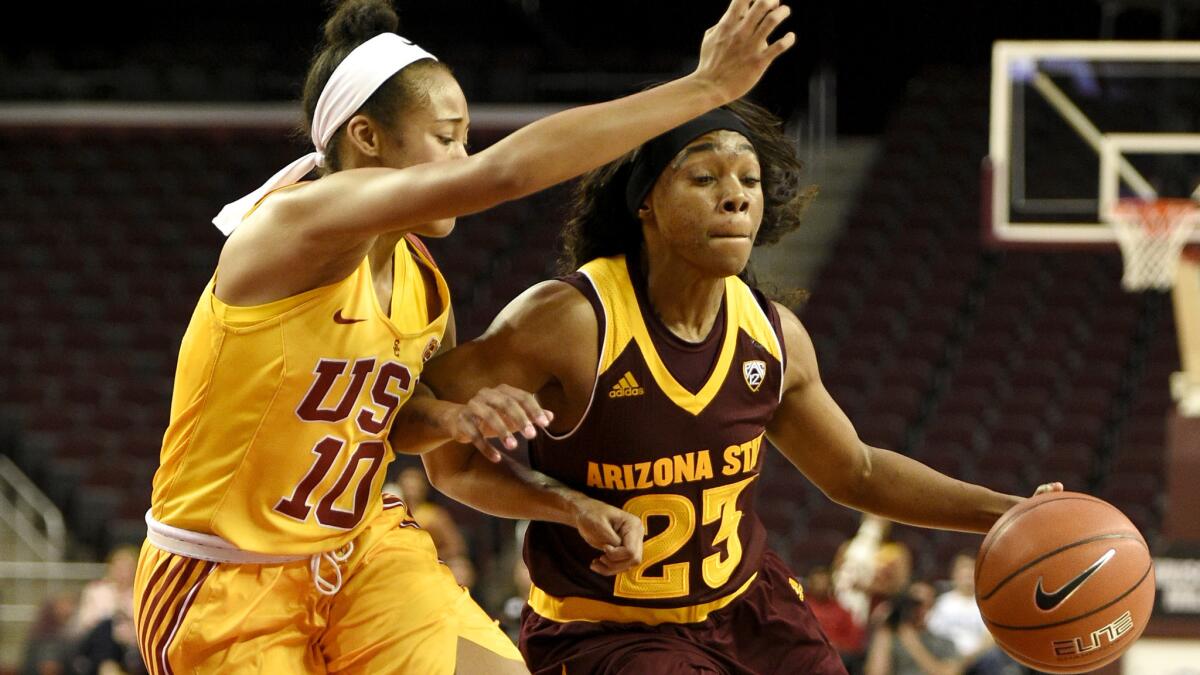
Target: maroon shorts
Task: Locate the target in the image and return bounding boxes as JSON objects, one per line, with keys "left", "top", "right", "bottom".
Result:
{"left": 519, "top": 550, "right": 847, "bottom": 675}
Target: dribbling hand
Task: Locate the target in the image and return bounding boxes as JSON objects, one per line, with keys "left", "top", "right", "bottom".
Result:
{"left": 571, "top": 498, "right": 645, "bottom": 576}
{"left": 693, "top": 0, "right": 796, "bottom": 103}
{"left": 442, "top": 384, "right": 554, "bottom": 462}
{"left": 1032, "top": 481, "right": 1064, "bottom": 496}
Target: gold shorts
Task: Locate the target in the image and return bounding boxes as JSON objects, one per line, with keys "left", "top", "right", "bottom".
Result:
{"left": 134, "top": 503, "right": 521, "bottom": 673}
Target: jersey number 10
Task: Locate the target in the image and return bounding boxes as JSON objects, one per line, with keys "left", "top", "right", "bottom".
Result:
{"left": 274, "top": 358, "right": 413, "bottom": 530}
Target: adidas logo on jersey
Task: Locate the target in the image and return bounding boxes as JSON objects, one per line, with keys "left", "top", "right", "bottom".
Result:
{"left": 609, "top": 372, "right": 645, "bottom": 398}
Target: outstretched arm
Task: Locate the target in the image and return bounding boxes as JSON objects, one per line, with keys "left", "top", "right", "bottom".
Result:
{"left": 396, "top": 281, "right": 645, "bottom": 574}
{"left": 224, "top": 0, "right": 795, "bottom": 302}
{"left": 765, "top": 303, "right": 1049, "bottom": 533}
{"left": 269, "top": 0, "right": 793, "bottom": 243}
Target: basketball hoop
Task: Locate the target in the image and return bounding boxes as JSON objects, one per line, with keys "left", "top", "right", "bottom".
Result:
{"left": 1107, "top": 197, "right": 1200, "bottom": 291}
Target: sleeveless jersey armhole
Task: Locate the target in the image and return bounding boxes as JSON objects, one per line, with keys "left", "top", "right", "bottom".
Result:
{"left": 210, "top": 181, "right": 343, "bottom": 329}
{"left": 752, "top": 288, "right": 788, "bottom": 402}
{"left": 403, "top": 233, "right": 438, "bottom": 269}
{"left": 751, "top": 289, "right": 787, "bottom": 368}
{"left": 398, "top": 235, "right": 447, "bottom": 327}
{"left": 209, "top": 273, "right": 344, "bottom": 330}
{"left": 542, "top": 272, "right": 606, "bottom": 441}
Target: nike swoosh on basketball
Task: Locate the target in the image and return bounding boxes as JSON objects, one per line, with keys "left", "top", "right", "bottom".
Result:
{"left": 1034, "top": 548, "right": 1116, "bottom": 611}
{"left": 333, "top": 309, "right": 366, "bottom": 324}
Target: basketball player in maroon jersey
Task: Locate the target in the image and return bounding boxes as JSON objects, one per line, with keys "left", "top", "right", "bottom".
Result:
{"left": 404, "top": 101, "right": 1062, "bottom": 673}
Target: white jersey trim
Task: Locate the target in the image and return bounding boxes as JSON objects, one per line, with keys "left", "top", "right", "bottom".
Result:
{"left": 543, "top": 273, "right": 607, "bottom": 442}
{"left": 744, "top": 290, "right": 787, "bottom": 403}
{"left": 144, "top": 511, "right": 309, "bottom": 565}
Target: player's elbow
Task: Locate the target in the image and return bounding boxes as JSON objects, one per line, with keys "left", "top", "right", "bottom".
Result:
{"left": 423, "top": 453, "right": 453, "bottom": 493}
{"left": 824, "top": 443, "right": 874, "bottom": 509}
{"left": 422, "top": 446, "right": 473, "bottom": 497}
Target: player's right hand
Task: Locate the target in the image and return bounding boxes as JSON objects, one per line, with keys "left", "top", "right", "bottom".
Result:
{"left": 693, "top": 0, "right": 796, "bottom": 103}
{"left": 572, "top": 499, "right": 645, "bottom": 576}
{"left": 442, "top": 384, "right": 554, "bottom": 462}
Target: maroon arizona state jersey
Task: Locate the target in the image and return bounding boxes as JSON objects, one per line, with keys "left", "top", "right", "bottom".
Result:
{"left": 525, "top": 254, "right": 787, "bottom": 625}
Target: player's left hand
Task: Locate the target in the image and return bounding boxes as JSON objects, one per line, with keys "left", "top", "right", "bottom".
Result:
{"left": 571, "top": 499, "right": 645, "bottom": 576}
{"left": 1032, "top": 482, "right": 1064, "bottom": 496}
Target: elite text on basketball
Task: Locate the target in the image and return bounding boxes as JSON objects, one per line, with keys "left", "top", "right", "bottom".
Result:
{"left": 1051, "top": 611, "right": 1135, "bottom": 657}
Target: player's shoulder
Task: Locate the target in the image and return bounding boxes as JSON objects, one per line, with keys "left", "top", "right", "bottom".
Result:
{"left": 769, "top": 300, "right": 822, "bottom": 381}
{"left": 482, "top": 278, "right": 597, "bottom": 343}
{"left": 770, "top": 300, "right": 807, "bottom": 340}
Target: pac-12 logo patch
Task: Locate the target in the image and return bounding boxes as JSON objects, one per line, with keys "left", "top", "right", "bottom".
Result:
{"left": 743, "top": 360, "right": 766, "bottom": 392}
{"left": 422, "top": 337, "right": 441, "bottom": 362}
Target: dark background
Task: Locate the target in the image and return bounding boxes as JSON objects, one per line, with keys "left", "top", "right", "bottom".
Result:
{"left": 4, "top": 1, "right": 1196, "bottom": 131}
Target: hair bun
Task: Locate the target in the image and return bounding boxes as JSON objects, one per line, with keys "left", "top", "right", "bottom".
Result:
{"left": 323, "top": 0, "right": 400, "bottom": 47}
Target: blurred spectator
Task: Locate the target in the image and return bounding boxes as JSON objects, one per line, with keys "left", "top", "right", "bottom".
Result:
{"left": 869, "top": 542, "right": 914, "bottom": 608}
{"left": 21, "top": 592, "right": 77, "bottom": 675}
{"left": 834, "top": 514, "right": 889, "bottom": 626}
{"left": 70, "top": 606, "right": 146, "bottom": 675}
{"left": 865, "top": 581, "right": 962, "bottom": 675}
{"left": 394, "top": 466, "right": 475, "bottom": 587}
{"left": 805, "top": 566, "right": 867, "bottom": 672}
{"left": 68, "top": 547, "right": 138, "bottom": 640}
{"left": 926, "top": 553, "right": 1021, "bottom": 675}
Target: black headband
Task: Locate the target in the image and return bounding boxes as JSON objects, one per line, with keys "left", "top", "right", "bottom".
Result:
{"left": 624, "top": 108, "right": 755, "bottom": 217}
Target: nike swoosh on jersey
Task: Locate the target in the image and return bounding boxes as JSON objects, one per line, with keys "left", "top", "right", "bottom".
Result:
{"left": 1034, "top": 548, "right": 1116, "bottom": 611}
{"left": 333, "top": 309, "right": 366, "bottom": 324}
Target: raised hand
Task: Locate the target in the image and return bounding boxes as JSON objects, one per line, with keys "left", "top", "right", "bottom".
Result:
{"left": 693, "top": 0, "right": 796, "bottom": 103}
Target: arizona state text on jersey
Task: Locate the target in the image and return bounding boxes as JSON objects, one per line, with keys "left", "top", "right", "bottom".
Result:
{"left": 526, "top": 253, "right": 786, "bottom": 625}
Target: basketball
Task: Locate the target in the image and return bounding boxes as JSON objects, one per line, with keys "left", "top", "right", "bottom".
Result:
{"left": 975, "top": 492, "right": 1156, "bottom": 673}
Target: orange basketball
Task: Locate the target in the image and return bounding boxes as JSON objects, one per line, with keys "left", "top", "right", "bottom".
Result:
{"left": 975, "top": 492, "right": 1155, "bottom": 673}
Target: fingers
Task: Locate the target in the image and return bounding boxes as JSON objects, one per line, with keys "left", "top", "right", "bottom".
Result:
{"left": 1034, "top": 481, "right": 1064, "bottom": 496}
{"left": 587, "top": 510, "right": 644, "bottom": 576}
{"left": 718, "top": 0, "right": 752, "bottom": 25}
{"left": 590, "top": 556, "right": 623, "bottom": 576}
{"left": 590, "top": 546, "right": 639, "bottom": 576}
{"left": 465, "top": 397, "right": 519, "bottom": 450}
{"left": 765, "top": 31, "right": 796, "bottom": 61}
{"left": 590, "top": 558, "right": 628, "bottom": 576}
{"left": 456, "top": 386, "right": 556, "bottom": 457}
{"left": 600, "top": 544, "right": 637, "bottom": 564}
{"left": 453, "top": 414, "right": 503, "bottom": 462}
{"left": 614, "top": 513, "right": 645, "bottom": 558}
{"left": 590, "top": 544, "right": 642, "bottom": 576}
{"left": 754, "top": 3, "right": 791, "bottom": 43}
{"left": 496, "top": 384, "right": 553, "bottom": 434}
{"left": 754, "top": 3, "right": 794, "bottom": 66}
{"left": 742, "top": 0, "right": 779, "bottom": 31}
{"left": 463, "top": 425, "right": 502, "bottom": 463}
{"left": 585, "top": 517, "right": 623, "bottom": 549}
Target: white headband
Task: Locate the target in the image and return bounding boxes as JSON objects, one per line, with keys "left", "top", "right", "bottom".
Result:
{"left": 212, "top": 33, "right": 437, "bottom": 235}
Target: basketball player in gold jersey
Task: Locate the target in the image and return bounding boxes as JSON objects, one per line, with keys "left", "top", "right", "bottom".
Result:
{"left": 132, "top": 0, "right": 796, "bottom": 672}
{"left": 408, "top": 101, "right": 1063, "bottom": 673}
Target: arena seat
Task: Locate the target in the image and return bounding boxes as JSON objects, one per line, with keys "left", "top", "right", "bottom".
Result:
{"left": 0, "top": 67, "right": 1181, "bottom": 573}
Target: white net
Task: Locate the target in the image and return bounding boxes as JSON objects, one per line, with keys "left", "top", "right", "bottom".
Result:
{"left": 1108, "top": 198, "right": 1200, "bottom": 291}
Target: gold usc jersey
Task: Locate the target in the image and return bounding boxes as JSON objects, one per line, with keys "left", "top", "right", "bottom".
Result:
{"left": 150, "top": 233, "right": 449, "bottom": 555}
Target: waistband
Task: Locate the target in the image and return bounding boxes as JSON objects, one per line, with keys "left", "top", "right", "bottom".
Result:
{"left": 527, "top": 572, "right": 758, "bottom": 626}
{"left": 144, "top": 511, "right": 311, "bottom": 565}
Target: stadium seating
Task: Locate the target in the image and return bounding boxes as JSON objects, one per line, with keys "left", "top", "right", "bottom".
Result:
{"left": 793, "top": 66, "right": 1175, "bottom": 577}
{"left": 0, "top": 67, "right": 1179, "bottom": 580}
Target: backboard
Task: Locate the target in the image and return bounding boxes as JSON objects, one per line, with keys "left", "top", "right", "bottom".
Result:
{"left": 986, "top": 41, "right": 1200, "bottom": 247}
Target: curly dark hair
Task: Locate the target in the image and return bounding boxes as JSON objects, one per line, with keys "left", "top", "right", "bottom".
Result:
{"left": 558, "top": 98, "right": 817, "bottom": 277}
